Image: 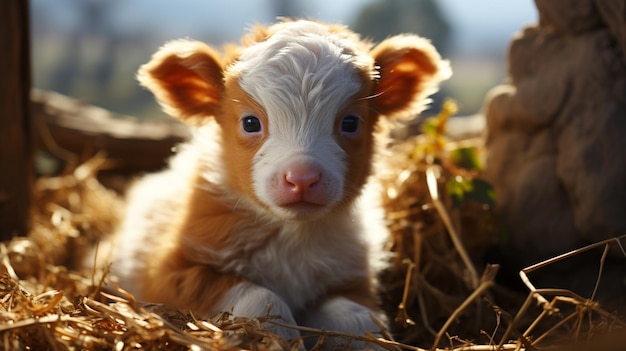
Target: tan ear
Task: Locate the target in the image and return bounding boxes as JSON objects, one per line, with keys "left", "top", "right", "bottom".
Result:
{"left": 137, "top": 40, "right": 224, "bottom": 121}
{"left": 370, "top": 35, "right": 451, "bottom": 118}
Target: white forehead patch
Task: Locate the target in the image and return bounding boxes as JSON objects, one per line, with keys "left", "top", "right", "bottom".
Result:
{"left": 231, "top": 21, "right": 374, "bottom": 147}
{"left": 229, "top": 21, "right": 376, "bottom": 218}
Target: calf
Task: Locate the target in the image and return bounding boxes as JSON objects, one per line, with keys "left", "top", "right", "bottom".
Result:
{"left": 110, "top": 19, "right": 449, "bottom": 348}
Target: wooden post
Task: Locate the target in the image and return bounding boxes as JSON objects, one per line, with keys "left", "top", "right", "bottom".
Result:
{"left": 0, "top": 0, "right": 33, "bottom": 240}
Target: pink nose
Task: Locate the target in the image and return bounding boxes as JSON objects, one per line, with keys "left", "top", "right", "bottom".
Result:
{"left": 284, "top": 168, "right": 321, "bottom": 194}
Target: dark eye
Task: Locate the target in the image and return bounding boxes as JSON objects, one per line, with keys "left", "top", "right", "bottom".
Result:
{"left": 341, "top": 115, "right": 361, "bottom": 134}
{"left": 242, "top": 116, "right": 262, "bottom": 133}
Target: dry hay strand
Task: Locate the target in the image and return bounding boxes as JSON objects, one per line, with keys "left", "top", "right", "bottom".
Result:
{"left": 498, "top": 235, "right": 626, "bottom": 350}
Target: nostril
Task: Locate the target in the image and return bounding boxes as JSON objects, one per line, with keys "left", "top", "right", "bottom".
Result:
{"left": 284, "top": 170, "right": 322, "bottom": 191}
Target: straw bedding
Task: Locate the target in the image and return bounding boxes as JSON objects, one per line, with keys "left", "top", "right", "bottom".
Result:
{"left": 2, "top": 105, "right": 624, "bottom": 350}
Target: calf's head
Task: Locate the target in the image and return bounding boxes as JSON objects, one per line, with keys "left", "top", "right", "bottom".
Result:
{"left": 138, "top": 20, "right": 450, "bottom": 221}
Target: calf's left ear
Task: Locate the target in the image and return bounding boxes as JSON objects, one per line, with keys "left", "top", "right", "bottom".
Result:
{"left": 370, "top": 35, "right": 451, "bottom": 118}
{"left": 137, "top": 40, "right": 224, "bottom": 122}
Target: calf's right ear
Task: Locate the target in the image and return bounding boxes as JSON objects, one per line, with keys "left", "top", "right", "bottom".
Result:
{"left": 138, "top": 40, "right": 224, "bottom": 122}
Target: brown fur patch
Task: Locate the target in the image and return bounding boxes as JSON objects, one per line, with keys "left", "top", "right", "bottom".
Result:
{"left": 215, "top": 76, "right": 269, "bottom": 207}
{"left": 336, "top": 84, "right": 379, "bottom": 206}
{"left": 140, "top": 245, "right": 243, "bottom": 314}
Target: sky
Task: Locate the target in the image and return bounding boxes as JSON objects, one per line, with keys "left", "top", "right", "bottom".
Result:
{"left": 36, "top": 0, "right": 537, "bottom": 57}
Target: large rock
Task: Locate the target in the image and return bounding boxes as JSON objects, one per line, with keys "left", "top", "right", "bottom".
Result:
{"left": 483, "top": 0, "right": 626, "bottom": 296}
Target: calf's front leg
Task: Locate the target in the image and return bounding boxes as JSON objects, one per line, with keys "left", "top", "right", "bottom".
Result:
{"left": 214, "top": 281, "right": 301, "bottom": 341}
{"left": 297, "top": 296, "right": 387, "bottom": 350}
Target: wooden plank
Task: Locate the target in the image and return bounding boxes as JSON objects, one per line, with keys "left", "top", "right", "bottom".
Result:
{"left": 32, "top": 90, "right": 190, "bottom": 173}
{"left": 0, "top": 0, "right": 33, "bottom": 240}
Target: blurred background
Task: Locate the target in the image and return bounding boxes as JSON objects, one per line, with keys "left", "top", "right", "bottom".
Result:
{"left": 30, "top": 0, "right": 537, "bottom": 120}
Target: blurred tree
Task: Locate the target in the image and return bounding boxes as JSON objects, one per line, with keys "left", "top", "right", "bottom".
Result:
{"left": 352, "top": 0, "right": 452, "bottom": 57}
{"left": 49, "top": 0, "right": 120, "bottom": 109}
{"left": 272, "top": 0, "right": 306, "bottom": 18}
